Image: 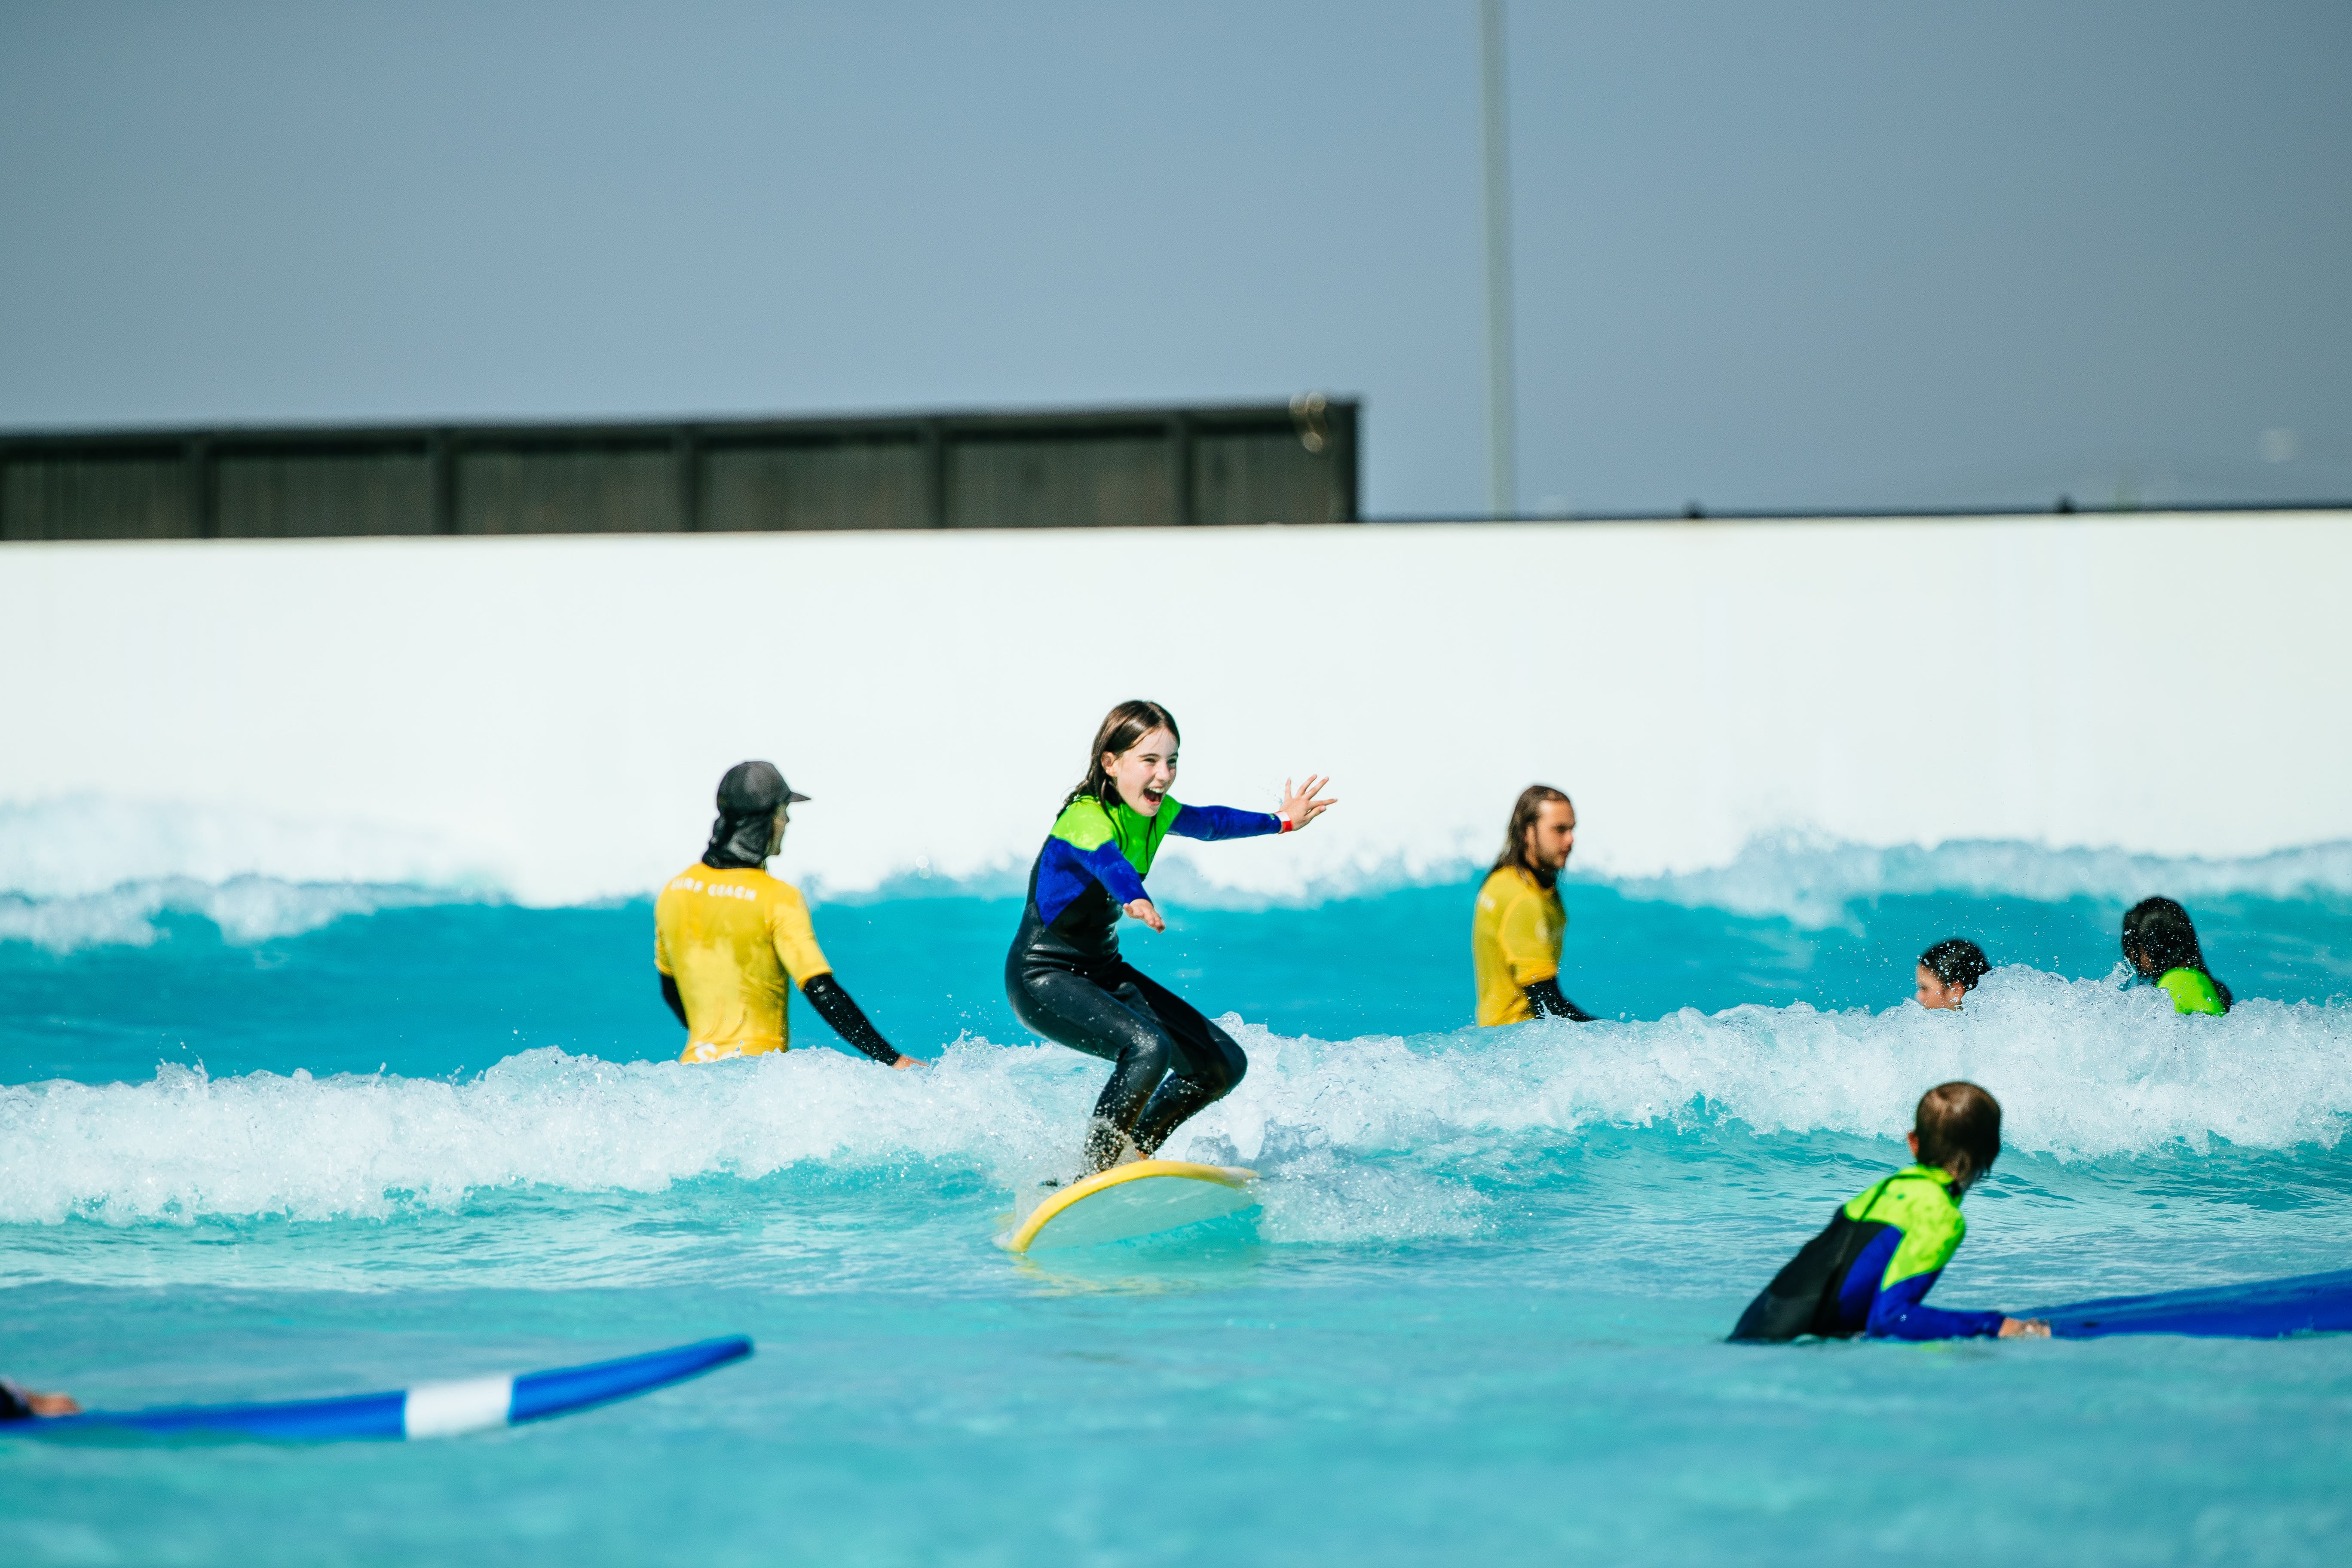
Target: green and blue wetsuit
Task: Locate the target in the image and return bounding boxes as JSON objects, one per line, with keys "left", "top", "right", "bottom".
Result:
{"left": 1731, "top": 1165, "right": 2007, "bottom": 1342}
{"left": 1026, "top": 795, "right": 1286, "bottom": 951}
{"left": 1006, "top": 794, "right": 1287, "bottom": 1170}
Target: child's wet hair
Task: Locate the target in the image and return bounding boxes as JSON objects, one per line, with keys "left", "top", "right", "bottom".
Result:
{"left": 1918, "top": 938, "right": 1990, "bottom": 992}
{"left": 1915, "top": 1081, "right": 2002, "bottom": 1185}
{"left": 2122, "top": 896, "right": 2206, "bottom": 974}
{"left": 2120, "top": 896, "right": 2234, "bottom": 1011}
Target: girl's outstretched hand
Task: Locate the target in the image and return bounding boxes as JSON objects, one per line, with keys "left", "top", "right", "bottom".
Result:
{"left": 1124, "top": 898, "right": 1166, "bottom": 932}
{"left": 1280, "top": 776, "right": 1337, "bottom": 830}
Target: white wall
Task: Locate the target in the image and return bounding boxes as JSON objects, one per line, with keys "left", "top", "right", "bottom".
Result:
{"left": 2, "top": 512, "right": 2344, "bottom": 905}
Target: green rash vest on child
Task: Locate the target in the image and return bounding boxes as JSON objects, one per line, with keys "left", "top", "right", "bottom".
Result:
{"left": 2157, "top": 966, "right": 2227, "bottom": 1015}
{"left": 1730, "top": 1164, "right": 2008, "bottom": 1341}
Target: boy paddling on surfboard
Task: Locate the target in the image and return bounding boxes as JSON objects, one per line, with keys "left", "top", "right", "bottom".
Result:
{"left": 1005, "top": 701, "right": 1334, "bottom": 1176}
{"left": 1731, "top": 1082, "right": 2051, "bottom": 1342}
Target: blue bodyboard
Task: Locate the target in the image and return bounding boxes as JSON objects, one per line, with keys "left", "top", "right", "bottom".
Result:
{"left": 12, "top": 1335, "right": 750, "bottom": 1442}
{"left": 2025, "top": 1269, "right": 2352, "bottom": 1340}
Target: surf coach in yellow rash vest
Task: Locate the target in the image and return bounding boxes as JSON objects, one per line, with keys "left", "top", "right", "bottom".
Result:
{"left": 654, "top": 761, "right": 919, "bottom": 1069}
{"left": 1472, "top": 785, "right": 1595, "bottom": 1026}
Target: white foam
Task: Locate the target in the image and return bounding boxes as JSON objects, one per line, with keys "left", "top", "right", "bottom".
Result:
{"left": 1615, "top": 832, "right": 2352, "bottom": 929}
{"left": 12, "top": 789, "right": 2349, "bottom": 956}
{"left": 3, "top": 975, "right": 2342, "bottom": 1231}
{"left": 0, "top": 796, "right": 514, "bottom": 950}
{"left": 0, "top": 797, "right": 503, "bottom": 901}
{"left": 0, "top": 877, "right": 457, "bottom": 951}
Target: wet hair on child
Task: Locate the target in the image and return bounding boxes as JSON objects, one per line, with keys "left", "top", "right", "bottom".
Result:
{"left": 1914, "top": 1081, "right": 2002, "bottom": 1186}
{"left": 2121, "top": 897, "right": 2233, "bottom": 1009}
{"left": 1918, "top": 938, "right": 1990, "bottom": 993}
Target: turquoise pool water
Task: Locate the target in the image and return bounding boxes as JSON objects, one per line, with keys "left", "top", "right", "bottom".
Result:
{"left": 4, "top": 848, "right": 2350, "bottom": 1564}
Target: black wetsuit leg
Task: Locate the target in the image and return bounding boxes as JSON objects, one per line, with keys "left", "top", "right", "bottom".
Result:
{"left": 1007, "top": 956, "right": 1248, "bottom": 1166}
{"left": 1117, "top": 967, "right": 1248, "bottom": 1150}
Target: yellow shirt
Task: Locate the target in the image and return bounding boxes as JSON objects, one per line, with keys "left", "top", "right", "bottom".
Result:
{"left": 653, "top": 863, "right": 834, "bottom": 1063}
{"left": 1472, "top": 865, "right": 1565, "bottom": 1026}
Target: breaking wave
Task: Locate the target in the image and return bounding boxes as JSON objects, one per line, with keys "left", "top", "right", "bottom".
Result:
{"left": 0, "top": 796, "right": 501, "bottom": 900}
{"left": 0, "top": 877, "right": 463, "bottom": 951}
{"left": 0, "top": 796, "right": 506, "bottom": 950}
{"left": 1612, "top": 833, "right": 2352, "bottom": 928}
{"left": 8, "top": 800, "right": 2352, "bottom": 954}
{"left": 4, "top": 970, "right": 2343, "bottom": 1230}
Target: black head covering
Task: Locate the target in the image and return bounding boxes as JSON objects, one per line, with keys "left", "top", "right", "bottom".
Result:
{"left": 702, "top": 761, "right": 810, "bottom": 869}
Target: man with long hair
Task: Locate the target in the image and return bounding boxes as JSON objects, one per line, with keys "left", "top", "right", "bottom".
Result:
{"left": 1472, "top": 785, "right": 1594, "bottom": 1025}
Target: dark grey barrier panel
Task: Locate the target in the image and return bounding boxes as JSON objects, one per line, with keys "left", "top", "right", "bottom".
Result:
{"left": 950, "top": 430, "right": 1177, "bottom": 529}
{"left": 701, "top": 435, "right": 931, "bottom": 533}
{"left": 214, "top": 447, "right": 435, "bottom": 539}
{"left": 0, "top": 402, "right": 1359, "bottom": 541}
{"left": 1197, "top": 424, "right": 1352, "bottom": 527}
{"left": 3, "top": 445, "right": 197, "bottom": 540}
{"left": 456, "top": 444, "right": 682, "bottom": 535}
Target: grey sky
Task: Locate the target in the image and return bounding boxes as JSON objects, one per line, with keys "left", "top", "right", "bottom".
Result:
{"left": 3, "top": 1, "right": 2345, "bottom": 515}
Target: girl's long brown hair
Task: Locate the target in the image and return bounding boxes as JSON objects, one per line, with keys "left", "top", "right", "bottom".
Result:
{"left": 1064, "top": 700, "right": 1182, "bottom": 810}
{"left": 1491, "top": 784, "right": 1571, "bottom": 880}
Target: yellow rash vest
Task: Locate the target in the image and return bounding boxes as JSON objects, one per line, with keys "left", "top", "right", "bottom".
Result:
{"left": 653, "top": 864, "right": 834, "bottom": 1062}
{"left": 1472, "top": 865, "right": 1565, "bottom": 1026}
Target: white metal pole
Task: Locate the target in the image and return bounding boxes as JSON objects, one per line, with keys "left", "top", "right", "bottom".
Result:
{"left": 1479, "top": 0, "right": 1518, "bottom": 518}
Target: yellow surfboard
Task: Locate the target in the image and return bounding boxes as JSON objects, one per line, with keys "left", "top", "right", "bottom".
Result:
{"left": 1003, "top": 1160, "right": 1261, "bottom": 1254}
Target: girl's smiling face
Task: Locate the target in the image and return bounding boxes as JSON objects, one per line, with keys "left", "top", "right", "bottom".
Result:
{"left": 1105, "top": 727, "right": 1178, "bottom": 817}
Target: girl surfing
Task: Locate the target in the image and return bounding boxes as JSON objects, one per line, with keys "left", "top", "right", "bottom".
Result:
{"left": 1006, "top": 700, "right": 1335, "bottom": 1175}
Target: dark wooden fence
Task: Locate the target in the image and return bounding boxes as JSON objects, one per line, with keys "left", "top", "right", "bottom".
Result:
{"left": 0, "top": 400, "right": 1358, "bottom": 541}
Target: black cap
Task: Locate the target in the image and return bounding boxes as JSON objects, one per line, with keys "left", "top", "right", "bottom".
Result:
{"left": 717, "top": 760, "right": 810, "bottom": 813}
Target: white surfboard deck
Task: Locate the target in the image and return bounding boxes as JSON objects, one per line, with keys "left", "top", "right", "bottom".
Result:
{"left": 1003, "top": 1159, "right": 1260, "bottom": 1253}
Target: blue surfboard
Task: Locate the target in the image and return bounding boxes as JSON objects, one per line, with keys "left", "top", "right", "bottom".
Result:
{"left": 2025, "top": 1269, "right": 2352, "bottom": 1340}
{"left": 14, "top": 1336, "right": 751, "bottom": 1442}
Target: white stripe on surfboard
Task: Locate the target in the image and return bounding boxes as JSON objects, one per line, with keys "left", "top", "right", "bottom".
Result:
{"left": 402, "top": 1374, "right": 516, "bottom": 1438}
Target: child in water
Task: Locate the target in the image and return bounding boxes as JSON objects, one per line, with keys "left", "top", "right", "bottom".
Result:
{"left": 1004, "top": 700, "right": 1335, "bottom": 1175}
{"left": 1913, "top": 938, "right": 1990, "bottom": 1010}
{"left": 1731, "top": 1081, "right": 2049, "bottom": 1341}
{"left": 2122, "top": 897, "right": 2232, "bottom": 1015}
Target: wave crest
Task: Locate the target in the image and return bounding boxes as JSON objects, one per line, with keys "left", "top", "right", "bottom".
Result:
{"left": 3, "top": 973, "right": 2343, "bottom": 1228}
{"left": 1613, "top": 833, "right": 2352, "bottom": 928}
{"left": 7, "top": 793, "right": 2351, "bottom": 950}
{"left": 0, "top": 876, "right": 458, "bottom": 951}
